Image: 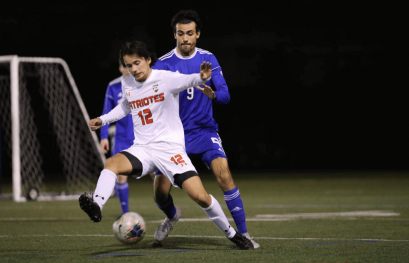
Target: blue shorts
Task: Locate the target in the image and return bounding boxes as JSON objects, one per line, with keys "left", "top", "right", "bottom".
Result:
{"left": 155, "top": 131, "right": 227, "bottom": 176}
{"left": 185, "top": 131, "right": 227, "bottom": 169}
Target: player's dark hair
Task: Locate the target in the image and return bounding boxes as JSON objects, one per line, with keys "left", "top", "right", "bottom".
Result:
{"left": 119, "top": 40, "right": 157, "bottom": 67}
{"left": 171, "top": 10, "right": 202, "bottom": 34}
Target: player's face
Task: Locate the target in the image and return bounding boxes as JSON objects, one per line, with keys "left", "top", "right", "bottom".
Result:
{"left": 175, "top": 22, "right": 200, "bottom": 56}
{"left": 123, "top": 54, "right": 152, "bottom": 82}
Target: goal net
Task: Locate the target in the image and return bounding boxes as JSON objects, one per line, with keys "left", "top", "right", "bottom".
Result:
{"left": 0, "top": 56, "right": 105, "bottom": 202}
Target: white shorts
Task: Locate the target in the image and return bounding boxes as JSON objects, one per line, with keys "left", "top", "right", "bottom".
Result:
{"left": 123, "top": 142, "right": 197, "bottom": 188}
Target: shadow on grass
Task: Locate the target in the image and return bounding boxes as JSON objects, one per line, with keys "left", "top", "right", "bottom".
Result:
{"left": 88, "top": 237, "right": 232, "bottom": 257}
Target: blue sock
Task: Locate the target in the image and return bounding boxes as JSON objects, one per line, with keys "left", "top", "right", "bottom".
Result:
{"left": 224, "top": 187, "right": 247, "bottom": 234}
{"left": 156, "top": 194, "right": 176, "bottom": 219}
{"left": 115, "top": 181, "right": 129, "bottom": 214}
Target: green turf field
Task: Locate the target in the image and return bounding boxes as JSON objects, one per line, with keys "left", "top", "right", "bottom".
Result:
{"left": 1, "top": 170, "right": 408, "bottom": 263}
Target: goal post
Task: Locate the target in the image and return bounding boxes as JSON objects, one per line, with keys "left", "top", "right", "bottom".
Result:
{"left": 0, "top": 55, "right": 106, "bottom": 202}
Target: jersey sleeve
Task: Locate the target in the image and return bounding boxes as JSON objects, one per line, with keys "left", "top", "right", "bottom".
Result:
{"left": 100, "top": 85, "right": 115, "bottom": 139}
{"left": 99, "top": 87, "right": 131, "bottom": 126}
{"left": 165, "top": 71, "right": 210, "bottom": 94}
{"left": 209, "top": 55, "right": 230, "bottom": 104}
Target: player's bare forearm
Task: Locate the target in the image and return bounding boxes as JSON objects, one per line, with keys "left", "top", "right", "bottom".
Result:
{"left": 89, "top": 118, "right": 103, "bottom": 131}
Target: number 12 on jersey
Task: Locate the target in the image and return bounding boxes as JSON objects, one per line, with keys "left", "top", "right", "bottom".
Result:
{"left": 138, "top": 109, "right": 153, "bottom": 125}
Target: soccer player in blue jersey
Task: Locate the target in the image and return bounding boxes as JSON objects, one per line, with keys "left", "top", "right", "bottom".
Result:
{"left": 152, "top": 10, "right": 260, "bottom": 248}
{"left": 100, "top": 61, "right": 134, "bottom": 215}
{"left": 101, "top": 61, "right": 154, "bottom": 215}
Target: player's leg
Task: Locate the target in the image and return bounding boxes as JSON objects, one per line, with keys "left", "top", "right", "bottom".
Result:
{"left": 154, "top": 173, "right": 176, "bottom": 218}
{"left": 116, "top": 171, "right": 155, "bottom": 216}
{"left": 210, "top": 157, "right": 260, "bottom": 248}
{"left": 180, "top": 174, "right": 253, "bottom": 250}
{"left": 195, "top": 132, "right": 259, "bottom": 248}
{"left": 197, "top": 133, "right": 246, "bottom": 233}
{"left": 153, "top": 173, "right": 182, "bottom": 242}
{"left": 116, "top": 174, "right": 130, "bottom": 214}
{"left": 79, "top": 152, "right": 135, "bottom": 222}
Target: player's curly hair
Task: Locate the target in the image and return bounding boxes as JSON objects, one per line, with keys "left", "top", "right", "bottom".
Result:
{"left": 171, "top": 10, "right": 202, "bottom": 34}
{"left": 119, "top": 40, "right": 157, "bottom": 67}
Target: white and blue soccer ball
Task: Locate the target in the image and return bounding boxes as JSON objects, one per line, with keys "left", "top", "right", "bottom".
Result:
{"left": 112, "top": 212, "right": 146, "bottom": 244}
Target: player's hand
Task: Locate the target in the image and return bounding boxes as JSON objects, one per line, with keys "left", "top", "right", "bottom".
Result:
{"left": 196, "top": 84, "right": 216, "bottom": 100}
{"left": 101, "top": 139, "right": 109, "bottom": 154}
{"left": 89, "top": 118, "right": 103, "bottom": 131}
{"left": 200, "top": 61, "right": 212, "bottom": 81}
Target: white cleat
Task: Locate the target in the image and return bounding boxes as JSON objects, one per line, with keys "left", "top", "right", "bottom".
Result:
{"left": 154, "top": 206, "right": 182, "bottom": 242}
{"left": 242, "top": 232, "right": 260, "bottom": 249}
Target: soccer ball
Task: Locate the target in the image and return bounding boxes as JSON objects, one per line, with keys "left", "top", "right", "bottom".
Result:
{"left": 112, "top": 212, "right": 146, "bottom": 244}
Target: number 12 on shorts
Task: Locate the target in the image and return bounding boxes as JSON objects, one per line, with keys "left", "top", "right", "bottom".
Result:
{"left": 171, "top": 154, "right": 187, "bottom": 167}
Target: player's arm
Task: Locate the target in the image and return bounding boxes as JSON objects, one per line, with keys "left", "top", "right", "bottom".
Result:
{"left": 196, "top": 55, "right": 230, "bottom": 104}
{"left": 91, "top": 96, "right": 131, "bottom": 131}
{"left": 168, "top": 62, "right": 212, "bottom": 94}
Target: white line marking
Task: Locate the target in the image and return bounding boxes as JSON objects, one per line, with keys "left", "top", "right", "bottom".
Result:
{"left": 257, "top": 204, "right": 409, "bottom": 208}
{"left": 255, "top": 210, "right": 400, "bottom": 219}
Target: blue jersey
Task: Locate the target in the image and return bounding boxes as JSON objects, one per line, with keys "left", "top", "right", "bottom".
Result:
{"left": 152, "top": 48, "right": 230, "bottom": 140}
{"left": 100, "top": 76, "right": 134, "bottom": 155}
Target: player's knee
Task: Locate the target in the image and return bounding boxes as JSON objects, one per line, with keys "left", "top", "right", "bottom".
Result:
{"left": 211, "top": 158, "right": 230, "bottom": 176}
{"left": 212, "top": 161, "right": 234, "bottom": 189}
{"left": 190, "top": 192, "right": 211, "bottom": 208}
{"left": 104, "top": 157, "right": 117, "bottom": 171}
{"left": 217, "top": 177, "right": 235, "bottom": 191}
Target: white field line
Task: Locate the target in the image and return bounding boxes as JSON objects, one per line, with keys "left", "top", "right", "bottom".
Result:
{"left": 0, "top": 234, "right": 407, "bottom": 242}
{"left": 0, "top": 210, "right": 399, "bottom": 222}
{"left": 255, "top": 210, "right": 400, "bottom": 219}
{"left": 256, "top": 204, "right": 409, "bottom": 208}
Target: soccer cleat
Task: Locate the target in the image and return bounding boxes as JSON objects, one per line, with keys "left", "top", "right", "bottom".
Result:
{"left": 79, "top": 192, "right": 102, "bottom": 222}
{"left": 242, "top": 232, "right": 260, "bottom": 249}
{"left": 154, "top": 206, "right": 182, "bottom": 242}
{"left": 229, "top": 232, "right": 254, "bottom": 250}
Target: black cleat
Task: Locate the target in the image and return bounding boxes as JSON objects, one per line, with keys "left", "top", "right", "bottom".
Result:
{"left": 79, "top": 192, "right": 102, "bottom": 222}
{"left": 229, "top": 232, "right": 254, "bottom": 250}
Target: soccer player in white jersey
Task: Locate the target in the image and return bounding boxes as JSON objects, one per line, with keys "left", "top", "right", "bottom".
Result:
{"left": 152, "top": 10, "right": 260, "bottom": 248}
{"left": 79, "top": 40, "right": 254, "bottom": 250}
{"left": 100, "top": 60, "right": 155, "bottom": 216}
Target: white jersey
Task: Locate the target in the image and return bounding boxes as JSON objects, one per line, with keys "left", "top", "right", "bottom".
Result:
{"left": 99, "top": 69, "right": 208, "bottom": 148}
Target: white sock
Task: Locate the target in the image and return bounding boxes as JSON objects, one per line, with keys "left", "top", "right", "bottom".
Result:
{"left": 93, "top": 169, "right": 117, "bottom": 210}
{"left": 203, "top": 195, "right": 236, "bottom": 239}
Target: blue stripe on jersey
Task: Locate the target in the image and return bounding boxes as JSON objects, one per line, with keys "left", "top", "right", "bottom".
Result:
{"left": 159, "top": 50, "right": 175, "bottom": 61}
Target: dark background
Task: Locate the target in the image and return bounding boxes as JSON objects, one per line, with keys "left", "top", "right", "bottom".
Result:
{"left": 1, "top": 2, "right": 407, "bottom": 171}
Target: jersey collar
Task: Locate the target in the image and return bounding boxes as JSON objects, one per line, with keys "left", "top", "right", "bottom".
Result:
{"left": 174, "top": 47, "right": 197, "bottom": 60}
